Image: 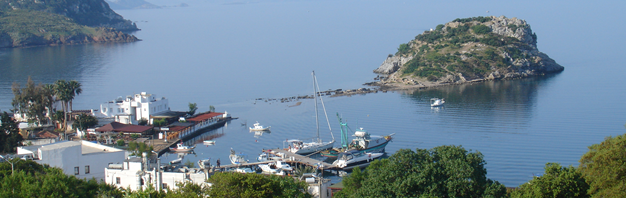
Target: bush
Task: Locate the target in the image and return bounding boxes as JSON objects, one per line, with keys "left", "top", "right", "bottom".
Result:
{"left": 471, "top": 24, "right": 491, "bottom": 34}
{"left": 116, "top": 140, "right": 125, "bottom": 147}
{"left": 396, "top": 43, "right": 410, "bottom": 55}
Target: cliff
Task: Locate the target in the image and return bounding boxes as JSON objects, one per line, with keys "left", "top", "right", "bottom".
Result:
{"left": 373, "top": 16, "right": 564, "bottom": 88}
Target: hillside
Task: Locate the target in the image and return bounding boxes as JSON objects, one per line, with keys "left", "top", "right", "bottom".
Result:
{"left": 372, "top": 16, "right": 564, "bottom": 88}
{"left": 0, "top": 0, "right": 139, "bottom": 48}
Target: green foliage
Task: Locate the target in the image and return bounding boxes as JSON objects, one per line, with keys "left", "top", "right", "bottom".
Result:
{"left": 479, "top": 34, "right": 505, "bottom": 46}
{"left": 116, "top": 139, "right": 125, "bottom": 147}
{"left": 435, "top": 24, "right": 444, "bottom": 31}
{"left": 0, "top": 112, "right": 23, "bottom": 153}
{"left": 396, "top": 43, "right": 410, "bottom": 55}
{"left": 127, "top": 141, "right": 153, "bottom": 157}
{"left": 209, "top": 105, "right": 216, "bottom": 113}
{"left": 72, "top": 114, "right": 98, "bottom": 131}
{"left": 208, "top": 172, "right": 311, "bottom": 198}
{"left": 11, "top": 77, "right": 55, "bottom": 125}
{"left": 416, "top": 31, "right": 443, "bottom": 43}
{"left": 138, "top": 118, "right": 148, "bottom": 126}
{"left": 153, "top": 118, "right": 167, "bottom": 127}
{"left": 453, "top": 16, "right": 492, "bottom": 23}
{"left": 579, "top": 133, "right": 626, "bottom": 198}
{"left": 0, "top": 160, "right": 123, "bottom": 197}
{"left": 472, "top": 24, "right": 491, "bottom": 34}
{"left": 188, "top": 102, "right": 198, "bottom": 116}
{"left": 336, "top": 146, "right": 506, "bottom": 198}
{"left": 510, "top": 163, "right": 589, "bottom": 198}
{"left": 507, "top": 24, "right": 518, "bottom": 32}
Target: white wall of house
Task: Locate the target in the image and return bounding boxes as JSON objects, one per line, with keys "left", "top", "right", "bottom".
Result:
{"left": 105, "top": 158, "right": 209, "bottom": 192}
{"left": 17, "top": 141, "right": 125, "bottom": 181}
{"left": 99, "top": 92, "right": 169, "bottom": 124}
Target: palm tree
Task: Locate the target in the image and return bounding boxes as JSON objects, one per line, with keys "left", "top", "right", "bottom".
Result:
{"left": 67, "top": 80, "right": 82, "bottom": 120}
{"left": 54, "top": 80, "right": 70, "bottom": 132}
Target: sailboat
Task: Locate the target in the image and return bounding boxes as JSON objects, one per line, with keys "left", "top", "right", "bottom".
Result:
{"left": 284, "top": 71, "right": 335, "bottom": 155}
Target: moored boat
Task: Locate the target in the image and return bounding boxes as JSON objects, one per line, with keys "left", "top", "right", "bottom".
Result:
{"left": 249, "top": 121, "right": 271, "bottom": 131}
{"left": 430, "top": 98, "right": 445, "bottom": 107}
{"left": 332, "top": 150, "right": 384, "bottom": 170}
{"left": 170, "top": 143, "right": 196, "bottom": 152}
{"left": 229, "top": 148, "right": 249, "bottom": 165}
{"left": 203, "top": 140, "right": 215, "bottom": 144}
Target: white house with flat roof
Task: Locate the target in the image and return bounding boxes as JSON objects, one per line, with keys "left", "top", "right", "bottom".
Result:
{"left": 99, "top": 92, "right": 169, "bottom": 125}
{"left": 17, "top": 141, "right": 125, "bottom": 181}
{"left": 105, "top": 155, "right": 210, "bottom": 191}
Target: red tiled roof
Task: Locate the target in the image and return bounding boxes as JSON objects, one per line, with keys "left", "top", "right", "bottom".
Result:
{"left": 186, "top": 112, "right": 223, "bottom": 122}
{"left": 95, "top": 122, "right": 128, "bottom": 132}
{"left": 117, "top": 125, "right": 152, "bottom": 133}
{"left": 95, "top": 122, "right": 152, "bottom": 133}
{"left": 168, "top": 126, "right": 187, "bottom": 132}
{"left": 35, "top": 131, "right": 59, "bottom": 138}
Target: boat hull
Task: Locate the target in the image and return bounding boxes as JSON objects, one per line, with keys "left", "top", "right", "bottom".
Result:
{"left": 292, "top": 140, "right": 335, "bottom": 155}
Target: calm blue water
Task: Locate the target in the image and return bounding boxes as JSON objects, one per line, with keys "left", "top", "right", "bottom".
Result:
{"left": 1, "top": 0, "right": 625, "bottom": 186}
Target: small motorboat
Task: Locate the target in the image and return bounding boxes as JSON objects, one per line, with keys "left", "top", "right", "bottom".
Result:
{"left": 229, "top": 148, "right": 249, "bottom": 165}
{"left": 259, "top": 163, "right": 285, "bottom": 176}
{"left": 203, "top": 140, "right": 215, "bottom": 145}
{"left": 332, "top": 150, "right": 384, "bottom": 170}
{"left": 170, "top": 143, "right": 196, "bottom": 152}
{"left": 257, "top": 152, "right": 282, "bottom": 162}
{"left": 170, "top": 157, "right": 183, "bottom": 165}
{"left": 234, "top": 167, "right": 256, "bottom": 174}
{"left": 249, "top": 121, "right": 271, "bottom": 131}
{"left": 430, "top": 98, "right": 445, "bottom": 107}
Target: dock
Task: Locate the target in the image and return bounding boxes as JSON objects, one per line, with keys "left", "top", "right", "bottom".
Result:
{"left": 216, "top": 149, "right": 338, "bottom": 170}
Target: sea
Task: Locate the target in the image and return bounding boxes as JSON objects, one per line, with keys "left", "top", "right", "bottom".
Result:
{"left": 0, "top": 0, "right": 625, "bottom": 187}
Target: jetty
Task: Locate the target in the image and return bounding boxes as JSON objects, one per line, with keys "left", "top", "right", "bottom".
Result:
{"left": 216, "top": 149, "right": 338, "bottom": 170}
{"left": 153, "top": 112, "right": 236, "bottom": 156}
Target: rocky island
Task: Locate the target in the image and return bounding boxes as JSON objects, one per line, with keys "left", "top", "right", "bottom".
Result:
{"left": 0, "top": 0, "right": 140, "bottom": 48}
{"left": 371, "top": 16, "right": 564, "bottom": 89}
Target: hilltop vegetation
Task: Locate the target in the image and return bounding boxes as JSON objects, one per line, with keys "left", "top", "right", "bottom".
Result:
{"left": 373, "top": 16, "right": 564, "bottom": 88}
{"left": 0, "top": 0, "right": 139, "bottom": 48}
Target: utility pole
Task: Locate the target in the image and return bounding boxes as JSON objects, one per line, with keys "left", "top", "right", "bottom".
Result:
{"left": 0, "top": 156, "right": 14, "bottom": 176}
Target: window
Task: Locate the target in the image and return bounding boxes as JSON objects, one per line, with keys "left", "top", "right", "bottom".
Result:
{"left": 85, "top": 165, "right": 90, "bottom": 174}
{"left": 162, "top": 183, "right": 168, "bottom": 189}
{"left": 74, "top": 167, "right": 79, "bottom": 175}
{"left": 116, "top": 177, "right": 121, "bottom": 184}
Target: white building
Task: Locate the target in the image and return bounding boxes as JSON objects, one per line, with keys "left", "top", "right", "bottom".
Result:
{"left": 105, "top": 155, "right": 210, "bottom": 191}
{"left": 17, "top": 140, "right": 125, "bottom": 181}
{"left": 99, "top": 92, "right": 169, "bottom": 125}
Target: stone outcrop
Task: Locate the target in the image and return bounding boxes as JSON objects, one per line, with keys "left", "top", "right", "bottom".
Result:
{"left": 373, "top": 16, "right": 564, "bottom": 89}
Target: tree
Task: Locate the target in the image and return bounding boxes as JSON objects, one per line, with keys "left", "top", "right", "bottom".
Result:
{"left": 336, "top": 146, "right": 507, "bottom": 198}
{"left": 153, "top": 118, "right": 167, "bottom": 127}
{"left": 54, "top": 79, "right": 81, "bottom": 133}
{"left": 510, "top": 163, "right": 589, "bottom": 198}
{"left": 208, "top": 172, "right": 311, "bottom": 198}
{"left": 72, "top": 114, "right": 98, "bottom": 131}
{"left": 0, "top": 112, "right": 23, "bottom": 153}
{"left": 188, "top": 102, "right": 198, "bottom": 116}
{"left": 579, "top": 133, "right": 626, "bottom": 198}
{"left": 11, "top": 77, "right": 54, "bottom": 126}
{"left": 209, "top": 105, "right": 215, "bottom": 113}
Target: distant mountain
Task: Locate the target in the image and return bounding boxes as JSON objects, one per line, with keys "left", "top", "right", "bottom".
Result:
{"left": 372, "top": 16, "right": 564, "bottom": 89}
{"left": 106, "top": 0, "right": 160, "bottom": 10}
{"left": 0, "top": 0, "right": 140, "bottom": 48}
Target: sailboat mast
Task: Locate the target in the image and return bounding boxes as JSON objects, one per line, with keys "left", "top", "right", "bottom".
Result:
{"left": 312, "top": 71, "right": 321, "bottom": 143}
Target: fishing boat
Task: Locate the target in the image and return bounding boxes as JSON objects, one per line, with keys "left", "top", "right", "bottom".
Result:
{"left": 249, "top": 121, "right": 271, "bottom": 131}
{"left": 229, "top": 148, "right": 249, "bottom": 165}
{"left": 430, "top": 98, "right": 445, "bottom": 107}
{"left": 198, "top": 158, "right": 211, "bottom": 169}
{"left": 321, "top": 114, "right": 394, "bottom": 158}
{"left": 332, "top": 150, "right": 384, "bottom": 170}
{"left": 170, "top": 143, "right": 196, "bottom": 152}
{"left": 284, "top": 71, "right": 335, "bottom": 155}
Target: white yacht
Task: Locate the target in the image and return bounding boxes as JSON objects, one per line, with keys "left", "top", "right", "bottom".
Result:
{"left": 332, "top": 150, "right": 384, "bottom": 170}
{"left": 285, "top": 71, "right": 335, "bottom": 155}
{"left": 430, "top": 98, "right": 445, "bottom": 107}
{"left": 249, "top": 121, "right": 271, "bottom": 131}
